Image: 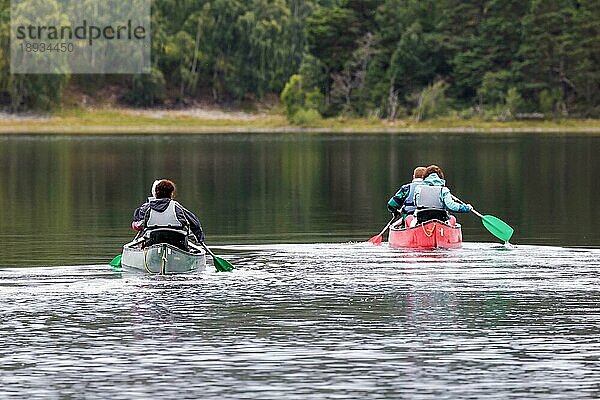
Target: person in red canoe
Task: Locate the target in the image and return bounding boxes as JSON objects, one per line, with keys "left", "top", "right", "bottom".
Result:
{"left": 132, "top": 179, "right": 205, "bottom": 250}
{"left": 387, "top": 166, "right": 426, "bottom": 227}
{"left": 409, "top": 165, "right": 472, "bottom": 226}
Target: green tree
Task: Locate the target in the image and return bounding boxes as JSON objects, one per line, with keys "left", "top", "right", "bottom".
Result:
{"left": 123, "top": 67, "right": 166, "bottom": 106}
{"left": 368, "top": 0, "right": 448, "bottom": 118}
{"left": 281, "top": 73, "right": 323, "bottom": 119}
{"left": 505, "top": 87, "right": 525, "bottom": 115}
{"left": 567, "top": 0, "right": 600, "bottom": 115}
{"left": 478, "top": 70, "right": 514, "bottom": 106}
{"left": 516, "top": 0, "right": 576, "bottom": 113}
{"left": 281, "top": 74, "right": 305, "bottom": 117}
{"left": 0, "top": 0, "right": 68, "bottom": 111}
{"left": 304, "top": 5, "right": 361, "bottom": 103}
{"left": 444, "top": 0, "right": 527, "bottom": 103}
{"left": 412, "top": 80, "right": 449, "bottom": 121}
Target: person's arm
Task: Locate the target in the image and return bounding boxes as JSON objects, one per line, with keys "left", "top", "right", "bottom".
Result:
{"left": 177, "top": 205, "right": 205, "bottom": 242}
{"left": 387, "top": 184, "right": 410, "bottom": 213}
{"left": 132, "top": 203, "right": 149, "bottom": 231}
{"left": 441, "top": 188, "right": 472, "bottom": 213}
{"left": 131, "top": 221, "right": 143, "bottom": 231}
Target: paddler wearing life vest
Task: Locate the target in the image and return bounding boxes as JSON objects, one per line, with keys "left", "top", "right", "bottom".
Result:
{"left": 387, "top": 166, "right": 426, "bottom": 227}
{"left": 131, "top": 179, "right": 205, "bottom": 249}
{"left": 411, "top": 165, "right": 472, "bottom": 226}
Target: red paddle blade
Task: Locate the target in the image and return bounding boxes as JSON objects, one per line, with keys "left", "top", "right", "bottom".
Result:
{"left": 368, "top": 234, "right": 383, "bottom": 245}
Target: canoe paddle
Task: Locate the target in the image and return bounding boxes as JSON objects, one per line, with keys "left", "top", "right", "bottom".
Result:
{"left": 109, "top": 254, "right": 122, "bottom": 269}
{"left": 453, "top": 196, "right": 514, "bottom": 242}
{"left": 367, "top": 216, "right": 396, "bottom": 245}
{"left": 194, "top": 242, "right": 234, "bottom": 272}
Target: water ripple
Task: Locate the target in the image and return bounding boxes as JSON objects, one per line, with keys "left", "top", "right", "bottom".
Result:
{"left": 1, "top": 243, "right": 599, "bottom": 399}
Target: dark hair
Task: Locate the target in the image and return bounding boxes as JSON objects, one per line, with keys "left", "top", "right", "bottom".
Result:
{"left": 424, "top": 165, "right": 444, "bottom": 179}
{"left": 155, "top": 179, "right": 176, "bottom": 199}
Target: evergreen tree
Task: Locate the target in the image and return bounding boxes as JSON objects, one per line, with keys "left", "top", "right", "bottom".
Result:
{"left": 516, "top": 0, "right": 576, "bottom": 114}
{"left": 0, "top": 0, "right": 598, "bottom": 116}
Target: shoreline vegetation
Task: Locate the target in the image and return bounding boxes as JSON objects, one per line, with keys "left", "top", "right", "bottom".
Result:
{"left": 3, "top": 2, "right": 599, "bottom": 134}
{"left": 1, "top": 107, "right": 600, "bottom": 135}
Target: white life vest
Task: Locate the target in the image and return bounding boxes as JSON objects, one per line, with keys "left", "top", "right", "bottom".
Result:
{"left": 144, "top": 200, "right": 189, "bottom": 237}
{"left": 417, "top": 185, "right": 444, "bottom": 209}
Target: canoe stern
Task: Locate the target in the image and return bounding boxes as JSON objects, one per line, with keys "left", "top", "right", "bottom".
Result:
{"left": 121, "top": 243, "right": 206, "bottom": 274}
{"left": 389, "top": 220, "right": 462, "bottom": 249}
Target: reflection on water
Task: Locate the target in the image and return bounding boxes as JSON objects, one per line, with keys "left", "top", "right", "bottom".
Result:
{"left": 0, "top": 134, "right": 599, "bottom": 267}
{"left": 1, "top": 134, "right": 599, "bottom": 396}
{"left": 1, "top": 243, "right": 599, "bottom": 398}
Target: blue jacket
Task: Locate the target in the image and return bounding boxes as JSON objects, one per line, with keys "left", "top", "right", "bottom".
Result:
{"left": 387, "top": 178, "right": 423, "bottom": 214}
{"left": 414, "top": 173, "right": 471, "bottom": 213}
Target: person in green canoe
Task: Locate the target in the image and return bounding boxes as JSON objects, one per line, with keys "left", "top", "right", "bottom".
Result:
{"left": 132, "top": 179, "right": 205, "bottom": 250}
{"left": 387, "top": 166, "right": 426, "bottom": 227}
{"left": 411, "top": 165, "right": 472, "bottom": 225}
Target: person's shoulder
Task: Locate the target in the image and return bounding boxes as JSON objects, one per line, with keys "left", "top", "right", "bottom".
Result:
{"left": 173, "top": 200, "right": 196, "bottom": 214}
{"left": 440, "top": 187, "right": 452, "bottom": 198}
{"left": 172, "top": 200, "right": 186, "bottom": 210}
{"left": 136, "top": 201, "right": 150, "bottom": 210}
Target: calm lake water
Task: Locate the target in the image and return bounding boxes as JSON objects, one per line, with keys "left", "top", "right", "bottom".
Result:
{"left": 1, "top": 133, "right": 599, "bottom": 398}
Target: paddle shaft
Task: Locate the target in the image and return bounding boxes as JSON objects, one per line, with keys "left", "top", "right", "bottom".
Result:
{"left": 378, "top": 216, "right": 396, "bottom": 236}
{"left": 195, "top": 241, "right": 234, "bottom": 271}
{"left": 453, "top": 196, "right": 487, "bottom": 219}
{"left": 198, "top": 241, "right": 216, "bottom": 258}
{"left": 452, "top": 195, "right": 514, "bottom": 242}
{"left": 188, "top": 241, "right": 213, "bottom": 256}
{"left": 452, "top": 195, "right": 477, "bottom": 215}
{"left": 470, "top": 208, "right": 483, "bottom": 218}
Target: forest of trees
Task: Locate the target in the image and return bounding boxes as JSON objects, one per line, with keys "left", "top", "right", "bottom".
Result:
{"left": 0, "top": 0, "right": 599, "bottom": 121}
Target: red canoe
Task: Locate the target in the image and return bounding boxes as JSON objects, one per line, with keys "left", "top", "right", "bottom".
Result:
{"left": 389, "top": 219, "right": 462, "bottom": 249}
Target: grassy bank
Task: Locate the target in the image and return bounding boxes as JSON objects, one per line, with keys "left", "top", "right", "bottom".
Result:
{"left": 1, "top": 107, "right": 600, "bottom": 134}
